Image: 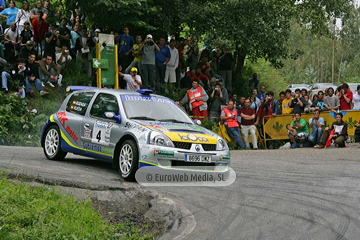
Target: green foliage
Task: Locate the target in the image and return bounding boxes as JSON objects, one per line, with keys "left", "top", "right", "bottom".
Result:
{"left": 0, "top": 172, "right": 151, "bottom": 239}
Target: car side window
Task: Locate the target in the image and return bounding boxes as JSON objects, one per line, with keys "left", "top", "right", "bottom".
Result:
{"left": 66, "top": 92, "right": 95, "bottom": 115}
{"left": 90, "top": 93, "right": 119, "bottom": 119}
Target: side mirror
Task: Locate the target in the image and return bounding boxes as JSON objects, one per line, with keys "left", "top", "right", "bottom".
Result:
{"left": 104, "top": 112, "right": 122, "bottom": 123}
{"left": 194, "top": 119, "right": 201, "bottom": 125}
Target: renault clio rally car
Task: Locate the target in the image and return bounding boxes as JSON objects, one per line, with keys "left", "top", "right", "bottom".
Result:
{"left": 41, "top": 88, "right": 230, "bottom": 180}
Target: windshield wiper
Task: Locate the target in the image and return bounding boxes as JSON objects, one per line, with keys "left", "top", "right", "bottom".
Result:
{"left": 129, "top": 116, "right": 157, "bottom": 121}
{"left": 157, "top": 119, "right": 190, "bottom": 124}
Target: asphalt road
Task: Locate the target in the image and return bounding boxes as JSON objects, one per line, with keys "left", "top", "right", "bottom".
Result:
{"left": 1, "top": 145, "right": 360, "bottom": 240}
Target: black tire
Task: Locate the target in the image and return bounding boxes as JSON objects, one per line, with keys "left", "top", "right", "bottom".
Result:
{"left": 117, "top": 139, "right": 139, "bottom": 180}
{"left": 43, "top": 125, "right": 67, "bottom": 160}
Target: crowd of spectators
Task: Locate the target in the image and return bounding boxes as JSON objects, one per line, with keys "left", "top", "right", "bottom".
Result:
{"left": 0, "top": 0, "right": 99, "bottom": 97}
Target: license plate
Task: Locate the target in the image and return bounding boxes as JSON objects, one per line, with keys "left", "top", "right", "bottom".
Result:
{"left": 185, "top": 154, "right": 211, "bottom": 163}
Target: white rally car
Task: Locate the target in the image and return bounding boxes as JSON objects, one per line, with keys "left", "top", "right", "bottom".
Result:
{"left": 41, "top": 88, "right": 230, "bottom": 180}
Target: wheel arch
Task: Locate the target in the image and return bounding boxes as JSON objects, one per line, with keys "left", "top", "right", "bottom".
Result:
{"left": 112, "top": 134, "right": 139, "bottom": 169}
{"left": 41, "top": 122, "right": 60, "bottom": 148}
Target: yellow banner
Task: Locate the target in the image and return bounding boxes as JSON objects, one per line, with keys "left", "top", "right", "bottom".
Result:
{"left": 263, "top": 110, "right": 360, "bottom": 140}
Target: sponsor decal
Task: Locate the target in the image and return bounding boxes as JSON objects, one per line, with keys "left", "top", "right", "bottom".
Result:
{"left": 82, "top": 142, "right": 113, "bottom": 154}
{"left": 178, "top": 133, "right": 209, "bottom": 143}
{"left": 142, "top": 155, "right": 149, "bottom": 159}
{"left": 121, "top": 95, "right": 176, "bottom": 105}
{"left": 92, "top": 120, "right": 113, "bottom": 145}
{"left": 56, "top": 112, "right": 78, "bottom": 142}
{"left": 141, "top": 124, "right": 167, "bottom": 133}
{"left": 138, "top": 134, "right": 146, "bottom": 142}
{"left": 125, "top": 122, "right": 147, "bottom": 132}
{"left": 220, "top": 154, "right": 230, "bottom": 161}
{"left": 154, "top": 149, "right": 174, "bottom": 158}
{"left": 84, "top": 129, "right": 92, "bottom": 138}
{"left": 57, "top": 111, "right": 68, "bottom": 126}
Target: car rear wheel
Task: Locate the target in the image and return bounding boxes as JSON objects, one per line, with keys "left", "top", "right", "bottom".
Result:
{"left": 118, "top": 139, "right": 139, "bottom": 180}
{"left": 44, "top": 125, "right": 67, "bottom": 160}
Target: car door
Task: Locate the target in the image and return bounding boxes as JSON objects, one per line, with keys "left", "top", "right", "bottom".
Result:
{"left": 60, "top": 91, "right": 95, "bottom": 153}
{"left": 81, "top": 93, "right": 120, "bottom": 160}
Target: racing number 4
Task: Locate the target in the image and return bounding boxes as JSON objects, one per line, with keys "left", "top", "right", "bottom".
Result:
{"left": 96, "top": 131, "right": 101, "bottom": 142}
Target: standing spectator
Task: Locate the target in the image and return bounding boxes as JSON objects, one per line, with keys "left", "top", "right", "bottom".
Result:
{"left": 43, "top": 24, "right": 58, "bottom": 61}
{"left": 208, "top": 82, "right": 225, "bottom": 123}
{"left": 278, "top": 91, "right": 285, "bottom": 114}
{"left": 32, "top": 10, "right": 48, "bottom": 58}
{"left": 304, "top": 95, "right": 312, "bottom": 112}
{"left": 261, "top": 91, "right": 279, "bottom": 116}
{"left": 309, "top": 109, "right": 324, "bottom": 147}
{"left": 164, "top": 39, "right": 178, "bottom": 92}
{"left": 155, "top": 37, "right": 170, "bottom": 92}
{"left": 18, "top": 40, "right": 37, "bottom": 61}
{"left": 4, "top": 22, "right": 22, "bottom": 61}
{"left": 25, "top": 53, "right": 49, "bottom": 97}
{"left": 301, "top": 88, "right": 308, "bottom": 98}
{"left": 117, "top": 66, "right": 142, "bottom": 91}
{"left": 324, "top": 87, "right": 339, "bottom": 111}
{"left": 15, "top": 1, "right": 30, "bottom": 31}
{"left": 186, "top": 39, "right": 199, "bottom": 70}
{"left": 289, "top": 90, "right": 306, "bottom": 113}
{"left": 249, "top": 73, "right": 259, "bottom": 90}
{"left": 313, "top": 91, "right": 325, "bottom": 110}
{"left": 38, "top": 55, "right": 61, "bottom": 87}
{"left": 198, "top": 56, "right": 210, "bottom": 77}
{"left": 69, "top": 22, "right": 81, "bottom": 59}
{"left": 43, "top": 1, "right": 51, "bottom": 19}
{"left": 175, "top": 37, "right": 185, "bottom": 86}
{"left": 117, "top": 27, "right": 134, "bottom": 70}
{"left": 209, "top": 53, "right": 219, "bottom": 78}
{"left": 76, "top": 27, "right": 94, "bottom": 76}
{"left": 240, "top": 98, "right": 258, "bottom": 149}
{"left": 220, "top": 100, "right": 246, "bottom": 149}
{"left": 139, "top": 34, "right": 159, "bottom": 90}
{"left": 125, "top": 35, "right": 142, "bottom": 73}
{"left": 238, "top": 96, "right": 245, "bottom": 108}
{"left": 257, "top": 85, "right": 266, "bottom": 102}
{"left": 58, "top": 18, "right": 70, "bottom": 49}
{"left": 181, "top": 79, "right": 208, "bottom": 120}
{"left": 353, "top": 85, "right": 360, "bottom": 109}
{"left": 30, "top": 0, "right": 47, "bottom": 21}
{"left": 0, "top": 0, "right": 18, "bottom": 27}
{"left": 20, "top": 21, "right": 33, "bottom": 44}
{"left": 338, "top": 83, "right": 353, "bottom": 110}
{"left": 56, "top": 45, "right": 72, "bottom": 73}
{"left": 231, "top": 93, "right": 238, "bottom": 107}
{"left": 179, "top": 66, "right": 191, "bottom": 89}
{"left": 282, "top": 89, "right": 294, "bottom": 114}
{"left": 315, "top": 113, "right": 348, "bottom": 148}
{"left": 287, "top": 112, "right": 309, "bottom": 148}
{"left": 218, "top": 48, "right": 233, "bottom": 92}
{"left": 194, "top": 66, "right": 210, "bottom": 91}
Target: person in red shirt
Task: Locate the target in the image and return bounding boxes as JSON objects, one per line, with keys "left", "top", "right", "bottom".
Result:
{"left": 338, "top": 83, "right": 353, "bottom": 110}
{"left": 240, "top": 98, "right": 257, "bottom": 149}
{"left": 32, "top": 10, "right": 48, "bottom": 58}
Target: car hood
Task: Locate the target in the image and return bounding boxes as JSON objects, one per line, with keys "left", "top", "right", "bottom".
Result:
{"left": 134, "top": 120, "right": 218, "bottom": 144}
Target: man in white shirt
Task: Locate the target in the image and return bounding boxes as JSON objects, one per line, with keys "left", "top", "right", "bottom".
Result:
{"left": 164, "top": 39, "right": 178, "bottom": 92}
{"left": 118, "top": 66, "right": 142, "bottom": 91}
{"left": 56, "top": 45, "right": 72, "bottom": 72}
{"left": 353, "top": 85, "right": 360, "bottom": 109}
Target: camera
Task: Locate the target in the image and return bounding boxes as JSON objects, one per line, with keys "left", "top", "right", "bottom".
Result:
{"left": 215, "top": 87, "right": 219, "bottom": 90}
{"left": 65, "top": 49, "right": 69, "bottom": 53}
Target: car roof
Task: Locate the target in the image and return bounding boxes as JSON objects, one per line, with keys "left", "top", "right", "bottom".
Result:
{"left": 69, "top": 88, "right": 165, "bottom": 98}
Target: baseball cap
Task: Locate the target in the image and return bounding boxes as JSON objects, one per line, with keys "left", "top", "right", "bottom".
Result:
{"left": 146, "top": 34, "right": 153, "bottom": 39}
{"left": 131, "top": 67, "right": 138, "bottom": 72}
{"left": 95, "top": 29, "right": 101, "bottom": 33}
{"left": 26, "top": 40, "right": 34, "bottom": 46}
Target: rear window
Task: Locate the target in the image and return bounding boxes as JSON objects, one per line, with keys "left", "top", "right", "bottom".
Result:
{"left": 66, "top": 92, "right": 95, "bottom": 115}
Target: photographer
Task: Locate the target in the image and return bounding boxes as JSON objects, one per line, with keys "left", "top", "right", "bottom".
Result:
{"left": 289, "top": 90, "right": 306, "bottom": 113}
{"left": 56, "top": 45, "right": 72, "bottom": 73}
{"left": 139, "top": 34, "right": 160, "bottom": 90}
{"left": 43, "top": 24, "right": 59, "bottom": 61}
{"left": 2, "top": 58, "right": 26, "bottom": 97}
{"left": 338, "top": 83, "right": 353, "bottom": 110}
{"left": 309, "top": 109, "right": 324, "bottom": 147}
{"left": 208, "top": 83, "right": 225, "bottom": 123}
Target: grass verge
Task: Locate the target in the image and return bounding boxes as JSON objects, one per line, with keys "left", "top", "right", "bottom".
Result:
{"left": 0, "top": 172, "right": 152, "bottom": 239}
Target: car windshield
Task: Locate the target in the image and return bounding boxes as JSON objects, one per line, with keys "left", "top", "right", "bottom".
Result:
{"left": 121, "top": 95, "right": 194, "bottom": 124}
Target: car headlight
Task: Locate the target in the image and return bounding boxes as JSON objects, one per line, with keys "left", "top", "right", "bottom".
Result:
{"left": 149, "top": 131, "right": 174, "bottom": 147}
{"left": 216, "top": 137, "right": 228, "bottom": 150}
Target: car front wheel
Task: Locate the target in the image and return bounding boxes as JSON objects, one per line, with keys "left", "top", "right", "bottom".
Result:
{"left": 118, "top": 139, "right": 139, "bottom": 180}
{"left": 44, "top": 125, "right": 67, "bottom": 160}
